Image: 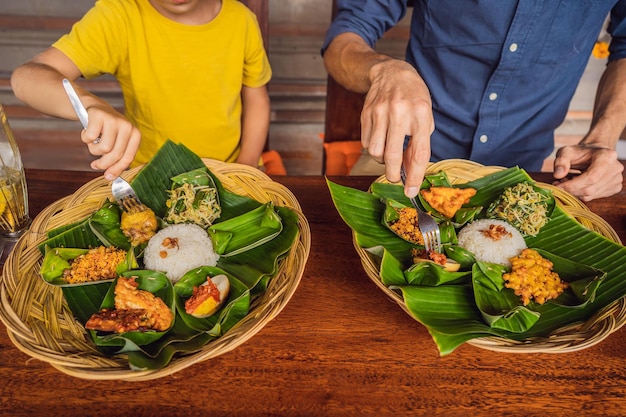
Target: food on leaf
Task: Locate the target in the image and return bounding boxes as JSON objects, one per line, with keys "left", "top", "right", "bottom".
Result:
{"left": 389, "top": 207, "right": 424, "bottom": 245}
{"left": 120, "top": 207, "right": 158, "bottom": 246}
{"left": 420, "top": 186, "right": 476, "bottom": 218}
{"left": 144, "top": 223, "right": 219, "bottom": 283}
{"left": 411, "top": 248, "right": 460, "bottom": 272}
{"left": 487, "top": 181, "right": 551, "bottom": 236}
{"left": 185, "top": 274, "right": 230, "bottom": 318}
{"left": 62, "top": 246, "right": 127, "bottom": 284}
{"left": 503, "top": 248, "right": 569, "bottom": 306}
{"left": 457, "top": 219, "right": 526, "bottom": 267}
{"left": 86, "top": 276, "right": 174, "bottom": 333}
{"left": 165, "top": 181, "right": 221, "bottom": 228}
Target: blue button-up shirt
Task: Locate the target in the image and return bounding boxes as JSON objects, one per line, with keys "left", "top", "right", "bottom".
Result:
{"left": 323, "top": 0, "right": 626, "bottom": 171}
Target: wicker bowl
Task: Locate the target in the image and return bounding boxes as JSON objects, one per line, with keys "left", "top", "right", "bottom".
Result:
{"left": 355, "top": 159, "right": 626, "bottom": 353}
{"left": 0, "top": 159, "right": 310, "bottom": 380}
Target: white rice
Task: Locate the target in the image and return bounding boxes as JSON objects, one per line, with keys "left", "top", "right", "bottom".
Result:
{"left": 143, "top": 223, "right": 219, "bottom": 283}
{"left": 456, "top": 219, "right": 526, "bottom": 267}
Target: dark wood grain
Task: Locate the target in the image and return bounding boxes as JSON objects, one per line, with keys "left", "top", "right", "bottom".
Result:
{"left": 1, "top": 169, "right": 625, "bottom": 417}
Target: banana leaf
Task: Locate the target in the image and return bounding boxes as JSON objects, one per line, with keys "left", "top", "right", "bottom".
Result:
{"left": 208, "top": 202, "right": 283, "bottom": 256}
{"left": 130, "top": 140, "right": 206, "bottom": 216}
{"left": 37, "top": 218, "right": 102, "bottom": 255}
{"left": 173, "top": 266, "right": 251, "bottom": 333}
{"left": 87, "top": 270, "right": 175, "bottom": 354}
{"left": 88, "top": 201, "right": 131, "bottom": 250}
{"left": 62, "top": 284, "right": 111, "bottom": 324}
{"left": 328, "top": 166, "right": 626, "bottom": 354}
{"left": 472, "top": 262, "right": 541, "bottom": 332}
{"left": 127, "top": 319, "right": 217, "bottom": 371}
{"left": 405, "top": 261, "right": 471, "bottom": 286}
{"left": 170, "top": 167, "right": 217, "bottom": 188}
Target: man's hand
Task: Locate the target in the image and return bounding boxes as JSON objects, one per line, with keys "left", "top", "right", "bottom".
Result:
{"left": 360, "top": 60, "right": 434, "bottom": 197}
{"left": 552, "top": 144, "right": 624, "bottom": 201}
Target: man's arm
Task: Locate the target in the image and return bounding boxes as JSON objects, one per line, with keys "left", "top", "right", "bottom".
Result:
{"left": 323, "top": 32, "right": 434, "bottom": 197}
{"left": 11, "top": 47, "right": 140, "bottom": 180}
{"left": 237, "top": 84, "right": 270, "bottom": 168}
{"left": 553, "top": 59, "right": 626, "bottom": 201}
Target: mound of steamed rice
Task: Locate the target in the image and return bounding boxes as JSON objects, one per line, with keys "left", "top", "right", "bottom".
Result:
{"left": 456, "top": 219, "right": 526, "bottom": 267}
{"left": 144, "top": 223, "right": 219, "bottom": 283}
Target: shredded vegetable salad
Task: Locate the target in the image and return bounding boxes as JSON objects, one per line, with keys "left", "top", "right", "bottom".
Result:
{"left": 486, "top": 182, "right": 550, "bottom": 236}
{"left": 164, "top": 182, "right": 221, "bottom": 228}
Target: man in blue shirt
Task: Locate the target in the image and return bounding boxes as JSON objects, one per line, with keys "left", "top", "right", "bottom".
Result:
{"left": 322, "top": 0, "right": 626, "bottom": 201}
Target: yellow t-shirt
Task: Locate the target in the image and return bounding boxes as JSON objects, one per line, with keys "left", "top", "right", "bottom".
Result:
{"left": 54, "top": 0, "right": 272, "bottom": 166}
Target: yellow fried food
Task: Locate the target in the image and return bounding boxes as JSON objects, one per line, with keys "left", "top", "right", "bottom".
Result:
{"left": 114, "top": 276, "right": 174, "bottom": 331}
{"left": 86, "top": 276, "right": 174, "bottom": 333}
{"left": 121, "top": 208, "right": 158, "bottom": 246}
{"left": 390, "top": 207, "right": 424, "bottom": 245}
{"left": 420, "top": 186, "right": 476, "bottom": 218}
{"left": 503, "top": 248, "right": 568, "bottom": 306}
{"left": 62, "top": 246, "right": 126, "bottom": 284}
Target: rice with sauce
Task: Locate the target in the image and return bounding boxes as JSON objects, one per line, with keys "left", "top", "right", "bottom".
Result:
{"left": 143, "top": 223, "right": 219, "bottom": 283}
{"left": 456, "top": 219, "right": 526, "bottom": 267}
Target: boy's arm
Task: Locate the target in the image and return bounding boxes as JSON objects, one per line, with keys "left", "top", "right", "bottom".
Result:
{"left": 237, "top": 84, "right": 270, "bottom": 168}
{"left": 11, "top": 47, "right": 141, "bottom": 180}
{"left": 11, "top": 47, "right": 90, "bottom": 121}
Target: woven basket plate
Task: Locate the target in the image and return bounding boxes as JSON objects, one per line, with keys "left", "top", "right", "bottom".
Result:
{"left": 0, "top": 159, "right": 310, "bottom": 380}
{"left": 355, "top": 159, "right": 626, "bottom": 353}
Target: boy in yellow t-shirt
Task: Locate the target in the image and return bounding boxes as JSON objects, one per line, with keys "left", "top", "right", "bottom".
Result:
{"left": 10, "top": 0, "right": 272, "bottom": 181}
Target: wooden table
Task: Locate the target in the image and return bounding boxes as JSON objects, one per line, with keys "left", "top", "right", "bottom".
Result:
{"left": 1, "top": 169, "right": 626, "bottom": 417}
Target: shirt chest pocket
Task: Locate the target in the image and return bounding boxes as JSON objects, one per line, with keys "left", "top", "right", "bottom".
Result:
{"left": 535, "top": 0, "right": 600, "bottom": 65}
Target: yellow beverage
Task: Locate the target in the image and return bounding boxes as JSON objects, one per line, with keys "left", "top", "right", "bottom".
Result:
{"left": 0, "top": 168, "right": 29, "bottom": 235}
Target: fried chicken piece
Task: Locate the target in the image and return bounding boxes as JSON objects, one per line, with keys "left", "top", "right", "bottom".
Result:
{"left": 420, "top": 186, "right": 477, "bottom": 218}
{"left": 114, "top": 276, "right": 174, "bottom": 331}
{"left": 120, "top": 208, "right": 158, "bottom": 247}
{"left": 85, "top": 308, "right": 153, "bottom": 333}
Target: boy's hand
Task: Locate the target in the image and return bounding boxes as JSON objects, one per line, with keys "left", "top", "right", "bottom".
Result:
{"left": 80, "top": 105, "right": 141, "bottom": 180}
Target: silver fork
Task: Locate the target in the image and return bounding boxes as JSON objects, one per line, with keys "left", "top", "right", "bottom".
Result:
{"left": 400, "top": 166, "right": 442, "bottom": 253}
{"left": 111, "top": 177, "right": 147, "bottom": 214}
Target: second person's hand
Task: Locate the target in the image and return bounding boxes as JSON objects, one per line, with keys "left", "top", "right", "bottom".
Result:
{"left": 552, "top": 144, "right": 624, "bottom": 201}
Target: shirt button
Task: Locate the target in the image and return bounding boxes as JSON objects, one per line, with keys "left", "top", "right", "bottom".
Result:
{"left": 479, "top": 135, "right": 488, "bottom": 143}
{"left": 489, "top": 93, "right": 498, "bottom": 101}
{"left": 509, "top": 43, "right": 518, "bottom": 52}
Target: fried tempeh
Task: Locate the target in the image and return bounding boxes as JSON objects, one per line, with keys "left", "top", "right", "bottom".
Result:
{"left": 420, "top": 186, "right": 477, "bottom": 218}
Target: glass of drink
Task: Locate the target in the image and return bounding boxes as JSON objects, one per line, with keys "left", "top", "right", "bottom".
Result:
{"left": 0, "top": 104, "right": 31, "bottom": 265}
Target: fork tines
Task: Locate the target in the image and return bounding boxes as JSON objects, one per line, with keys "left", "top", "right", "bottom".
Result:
{"left": 120, "top": 195, "right": 146, "bottom": 214}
